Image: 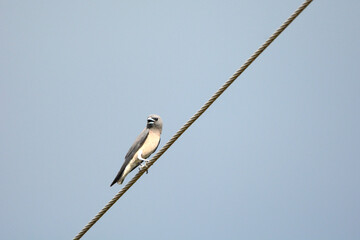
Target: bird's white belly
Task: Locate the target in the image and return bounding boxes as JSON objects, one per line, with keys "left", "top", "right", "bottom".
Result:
{"left": 139, "top": 131, "right": 160, "bottom": 158}
{"left": 122, "top": 131, "right": 160, "bottom": 180}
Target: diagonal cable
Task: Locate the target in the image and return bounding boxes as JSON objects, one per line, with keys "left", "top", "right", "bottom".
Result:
{"left": 73, "top": 0, "right": 313, "bottom": 239}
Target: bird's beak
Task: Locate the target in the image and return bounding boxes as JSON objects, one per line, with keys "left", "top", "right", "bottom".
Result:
{"left": 147, "top": 117, "right": 155, "bottom": 125}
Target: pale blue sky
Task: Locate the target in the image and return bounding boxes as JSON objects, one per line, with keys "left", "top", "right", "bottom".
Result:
{"left": 1, "top": 1, "right": 359, "bottom": 239}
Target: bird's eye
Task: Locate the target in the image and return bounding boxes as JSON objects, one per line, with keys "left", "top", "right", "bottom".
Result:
{"left": 153, "top": 117, "right": 158, "bottom": 121}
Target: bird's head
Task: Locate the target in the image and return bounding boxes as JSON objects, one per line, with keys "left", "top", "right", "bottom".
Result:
{"left": 146, "top": 114, "right": 162, "bottom": 132}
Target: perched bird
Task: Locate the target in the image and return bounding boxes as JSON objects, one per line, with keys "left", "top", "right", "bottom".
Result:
{"left": 110, "top": 114, "right": 163, "bottom": 186}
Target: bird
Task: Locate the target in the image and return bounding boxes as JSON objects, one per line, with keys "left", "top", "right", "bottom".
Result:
{"left": 110, "top": 114, "right": 163, "bottom": 186}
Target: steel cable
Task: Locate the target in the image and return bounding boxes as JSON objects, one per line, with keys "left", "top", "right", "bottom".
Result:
{"left": 74, "top": 1, "right": 313, "bottom": 238}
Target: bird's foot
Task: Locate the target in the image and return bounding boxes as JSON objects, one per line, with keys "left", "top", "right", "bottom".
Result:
{"left": 139, "top": 161, "right": 149, "bottom": 174}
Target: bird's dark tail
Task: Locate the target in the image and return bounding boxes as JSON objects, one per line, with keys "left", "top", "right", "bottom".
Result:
{"left": 110, "top": 170, "right": 123, "bottom": 187}
{"left": 110, "top": 179, "right": 117, "bottom": 187}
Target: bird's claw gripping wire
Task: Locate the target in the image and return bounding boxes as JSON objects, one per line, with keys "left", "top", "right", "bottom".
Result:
{"left": 137, "top": 150, "right": 149, "bottom": 173}
{"left": 138, "top": 161, "right": 149, "bottom": 174}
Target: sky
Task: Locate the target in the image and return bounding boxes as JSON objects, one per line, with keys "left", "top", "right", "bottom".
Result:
{"left": 1, "top": 0, "right": 360, "bottom": 239}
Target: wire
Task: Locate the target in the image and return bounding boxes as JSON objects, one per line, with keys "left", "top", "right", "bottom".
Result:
{"left": 73, "top": 1, "right": 313, "bottom": 239}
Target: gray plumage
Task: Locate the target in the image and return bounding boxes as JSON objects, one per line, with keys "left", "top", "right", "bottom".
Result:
{"left": 110, "top": 129, "right": 149, "bottom": 186}
{"left": 110, "top": 114, "right": 162, "bottom": 186}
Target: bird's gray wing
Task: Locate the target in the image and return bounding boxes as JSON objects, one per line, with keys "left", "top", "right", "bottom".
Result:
{"left": 124, "top": 128, "right": 149, "bottom": 162}
{"left": 110, "top": 128, "right": 149, "bottom": 186}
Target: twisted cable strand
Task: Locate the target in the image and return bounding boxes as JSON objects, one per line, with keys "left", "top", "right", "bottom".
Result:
{"left": 74, "top": 1, "right": 313, "bottom": 239}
